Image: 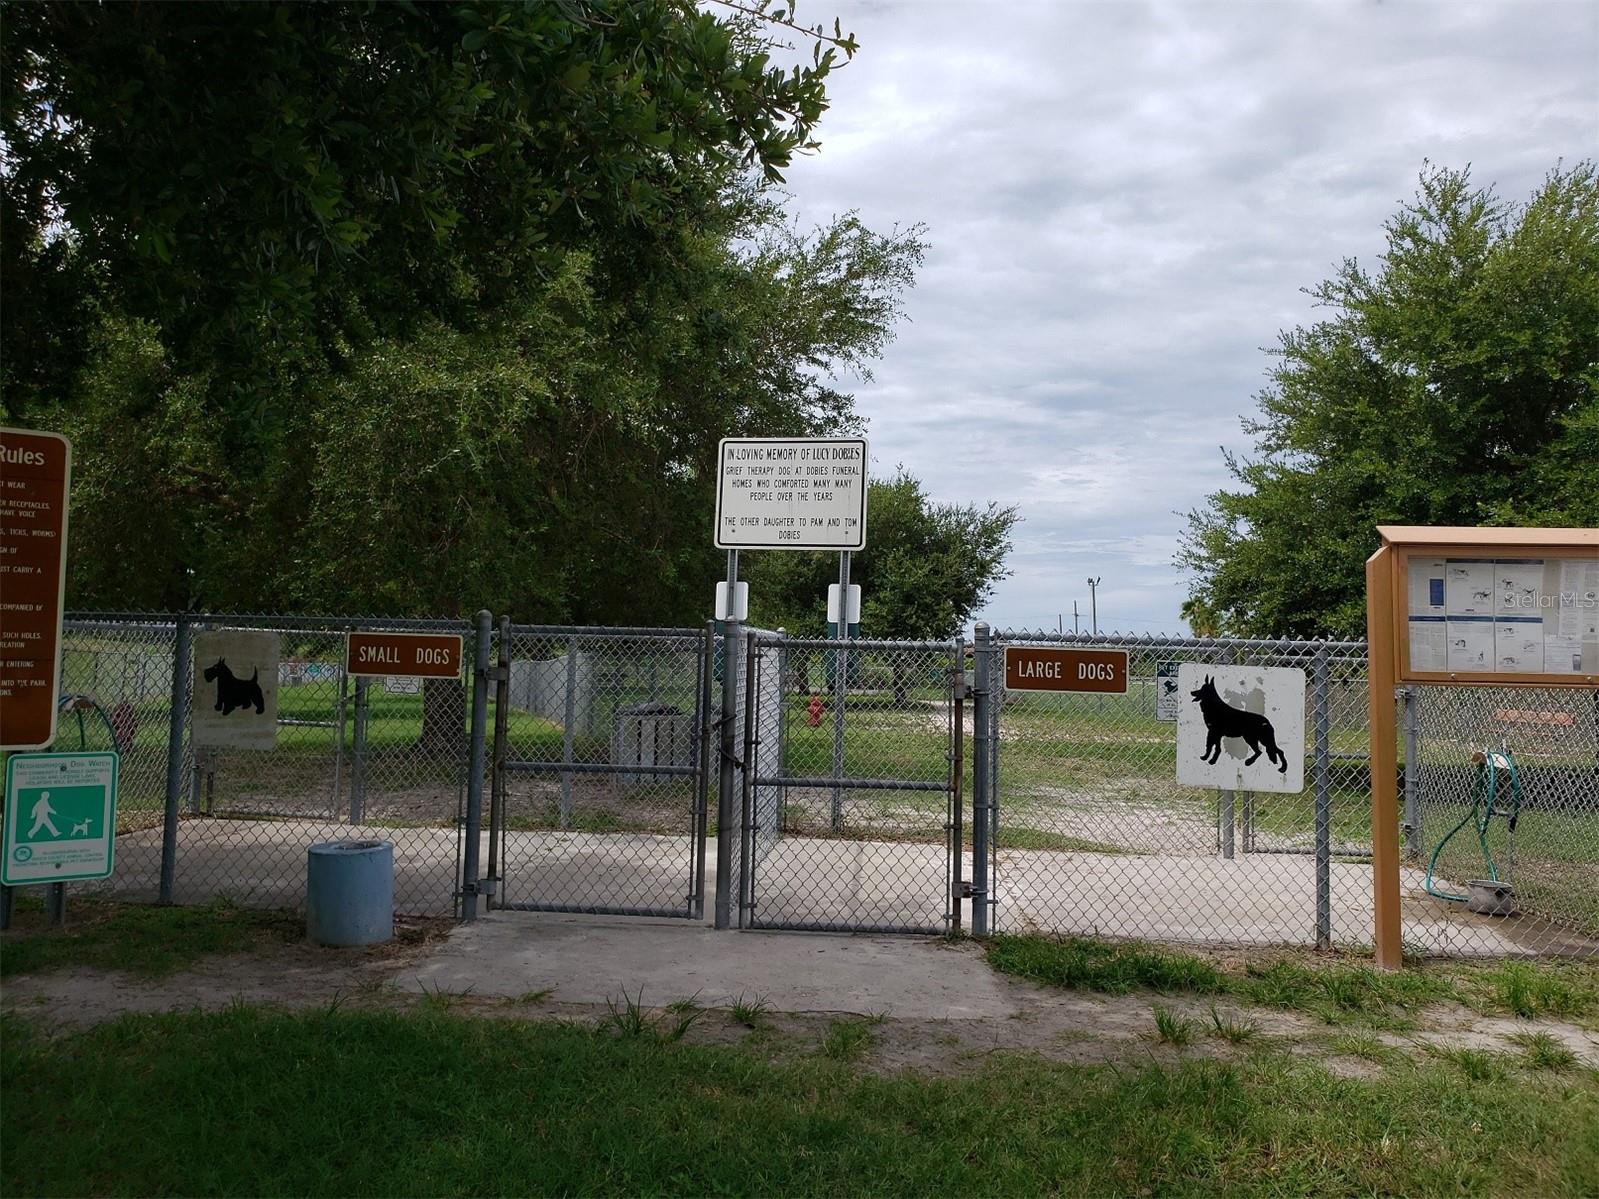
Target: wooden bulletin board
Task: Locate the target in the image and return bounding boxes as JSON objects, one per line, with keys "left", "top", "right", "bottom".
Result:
{"left": 1365, "top": 526, "right": 1596, "bottom": 970}
{"left": 1378, "top": 526, "right": 1598, "bottom": 688}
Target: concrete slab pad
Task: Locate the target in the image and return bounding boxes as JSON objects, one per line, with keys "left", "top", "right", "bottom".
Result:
{"left": 397, "top": 911, "right": 1020, "bottom": 1019}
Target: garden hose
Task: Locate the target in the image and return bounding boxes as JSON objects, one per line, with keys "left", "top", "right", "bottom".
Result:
{"left": 1423, "top": 747, "right": 1522, "bottom": 903}
{"left": 55, "top": 693, "right": 120, "bottom": 753}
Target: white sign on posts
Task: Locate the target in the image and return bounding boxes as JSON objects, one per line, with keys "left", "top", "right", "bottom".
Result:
{"left": 714, "top": 438, "right": 868, "bottom": 550}
{"left": 3, "top": 752, "right": 120, "bottom": 885}
{"left": 1175, "top": 663, "right": 1305, "bottom": 794}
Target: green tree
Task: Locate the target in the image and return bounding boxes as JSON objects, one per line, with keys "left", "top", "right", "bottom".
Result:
{"left": 1180, "top": 162, "right": 1599, "bottom": 638}
{"left": 747, "top": 469, "right": 1019, "bottom": 639}
{"left": 3, "top": 1, "right": 928, "bottom": 625}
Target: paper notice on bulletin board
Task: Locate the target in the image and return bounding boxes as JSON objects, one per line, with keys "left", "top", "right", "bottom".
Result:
{"left": 1409, "top": 554, "right": 1598, "bottom": 676}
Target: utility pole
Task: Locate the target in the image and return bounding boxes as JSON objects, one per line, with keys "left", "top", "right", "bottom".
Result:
{"left": 1072, "top": 602, "right": 1080, "bottom": 635}
{"left": 1087, "top": 577, "right": 1102, "bottom": 637}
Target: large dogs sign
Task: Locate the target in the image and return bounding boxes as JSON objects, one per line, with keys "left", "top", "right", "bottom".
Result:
{"left": 191, "top": 629, "right": 280, "bottom": 750}
{"left": 1175, "top": 663, "right": 1305, "bottom": 793}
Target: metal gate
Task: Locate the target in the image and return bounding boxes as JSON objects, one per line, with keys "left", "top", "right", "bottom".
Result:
{"left": 736, "top": 631, "right": 964, "bottom": 933}
{"left": 484, "top": 622, "right": 713, "bottom": 917}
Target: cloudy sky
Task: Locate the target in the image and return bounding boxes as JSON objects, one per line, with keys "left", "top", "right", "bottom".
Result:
{"left": 774, "top": 0, "right": 1598, "bottom": 634}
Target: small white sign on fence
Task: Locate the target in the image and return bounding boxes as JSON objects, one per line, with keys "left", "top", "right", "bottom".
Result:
{"left": 1175, "top": 663, "right": 1305, "bottom": 794}
{"left": 191, "top": 630, "right": 280, "bottom": 750}
{"left": 1155, "top": 661, "right": 1180, "bottom": 722}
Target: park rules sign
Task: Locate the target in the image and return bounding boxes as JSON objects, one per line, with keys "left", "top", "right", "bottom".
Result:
{"left": 714, "top": 438, "right": 868, "bottom": 550}
{"left": 1, "top": 427, "right": 72, "bottom": 749}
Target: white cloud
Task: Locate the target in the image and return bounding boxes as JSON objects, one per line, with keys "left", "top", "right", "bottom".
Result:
{"left": 777, "top": 0, "right": 1599, "bottom": 632}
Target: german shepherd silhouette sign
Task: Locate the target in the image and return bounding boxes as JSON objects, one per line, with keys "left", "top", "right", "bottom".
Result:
{"left": 191, "top": 630, "right": 280, "bottom": 750}
{"left": 1175, "top": 663, "right": 1305, "bottom": 793}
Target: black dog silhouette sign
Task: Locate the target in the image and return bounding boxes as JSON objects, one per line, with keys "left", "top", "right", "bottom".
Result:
{"left": 1175, "top": 663, "right": 1305, "bottom": 793}
{"left": 191, "top": 630, "right": 280, "bottom": 750}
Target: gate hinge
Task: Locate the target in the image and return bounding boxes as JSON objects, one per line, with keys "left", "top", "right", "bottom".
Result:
{"left": 485, "top": 665, "right": 511, "bottom": 683}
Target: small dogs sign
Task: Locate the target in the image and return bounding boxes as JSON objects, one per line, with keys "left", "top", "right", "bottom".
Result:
{"left": 192, "top": 630, "right": 280, "bottom": 750}
{"left": 1175, "top": 663, "right": 1305, "bottom": 793}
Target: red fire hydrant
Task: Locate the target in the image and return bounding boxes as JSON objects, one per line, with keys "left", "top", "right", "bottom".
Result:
{"left": 806, "top": 694, "right": 825, "bottom": 727}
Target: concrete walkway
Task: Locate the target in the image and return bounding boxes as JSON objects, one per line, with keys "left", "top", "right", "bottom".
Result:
{"left": 397, "top": 911, "right": 1018, "bottom": 1018}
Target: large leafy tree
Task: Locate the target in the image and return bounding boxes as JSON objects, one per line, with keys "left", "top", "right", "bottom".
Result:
{"left": 1180, "top": 162, "right": 1599, "bottom": 638}
{"left": 3, "top": 0, "right": 925, "bottom": 623}
{"left": 746, "top": 469, "right": 1019, "bottom": 639}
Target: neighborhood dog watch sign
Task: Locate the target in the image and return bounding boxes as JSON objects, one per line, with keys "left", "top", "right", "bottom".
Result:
{"left": 3, "top": 752, "right": 119, "bottom": 885}
{"left": 192, "top": 629, "right": 280, "bottom": 750}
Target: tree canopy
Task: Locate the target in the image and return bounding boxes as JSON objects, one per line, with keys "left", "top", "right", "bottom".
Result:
{"left": 1180, "top": 162, "right": 1599, "bottom": 638}
{"left": 3, "top": 0, "right": 931, "bottom": 622}
{"left": 746, "top": 470, "right": 1018, "bottom": 639}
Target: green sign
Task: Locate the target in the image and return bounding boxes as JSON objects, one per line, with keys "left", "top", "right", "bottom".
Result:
{"left": 3, "top": 752, "right": 119, "bottom": 885}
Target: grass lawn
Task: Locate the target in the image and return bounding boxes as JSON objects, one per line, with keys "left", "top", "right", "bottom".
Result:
{"left": 4, "top": 1005, "right": 1597, "bottom": 1197}
{"left": 0, "top": 897, "right": 304, "bottom": 980}
{"left": 986, "top": 933, "right": 1599, "bottom": 1028}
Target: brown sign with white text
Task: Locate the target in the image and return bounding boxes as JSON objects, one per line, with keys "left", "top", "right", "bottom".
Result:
{"left": 1004, "top": 646, "right": 1128, "bottom": 694}
{"left": 346, "top": 632, "right": 463, "bottom": 679}
{"left": 1, "top": 428, "right": 72, "bottom": 748}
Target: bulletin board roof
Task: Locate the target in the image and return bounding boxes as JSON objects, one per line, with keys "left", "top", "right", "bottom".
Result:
{"left": 1378, "top": 526, "right": 1598, "bottom": 550}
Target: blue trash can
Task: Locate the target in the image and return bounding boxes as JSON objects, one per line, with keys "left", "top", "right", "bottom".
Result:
{"left": 306, "top": 840, "right": 394, "bottom": 946}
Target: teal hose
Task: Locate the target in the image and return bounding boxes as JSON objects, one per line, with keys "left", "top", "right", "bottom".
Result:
{"left": 1423, "top": 749, "right": 1522, "bottom": 903}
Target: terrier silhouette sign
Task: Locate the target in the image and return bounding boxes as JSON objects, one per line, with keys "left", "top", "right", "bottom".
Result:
{"left": 192, "top": 630, "right": 280, "bottom": 750}
{"left": 1175, "top": 663, "right": 1305, "bottom": 793}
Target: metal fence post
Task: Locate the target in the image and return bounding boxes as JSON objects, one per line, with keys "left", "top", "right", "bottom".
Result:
{"left": 459, "top": 610, "right": 492, "bottom": 921}
{"left": 349, "top": 674, "right": 369, "bottom": 824}
{"left": 950, "top": 635, "right": 965, "bottom": 933}
{"left": 831, "top": 551, "right": 851, "bottom": 832}
{"left": 1312, "top": 645, "right": 1332, "bottom": 948}
{"left": 486, "top": 616, "right": 511, "bottom": 909}
{"left": 715, "top": 550, "right": 741, "bottom": 929}
{"left": 692, "top": 621, "right": 716, "bottom": 920}
{"left": 159, "top": 613, "right": 192, "bottom": 904}
{"left": 739, "top": 631, "right": 759, "bottom": 924}
{"left": 331, "top": 658, "right": 349, "bottom": 816}
{"left": 560, "top": 634, "right": 578, "bottom": 828}
{"left": 1402, "top": 686, "right": 1420, "bottom": 860}
{"left": 971, "top": 622, "right": 993, "bottom": 937}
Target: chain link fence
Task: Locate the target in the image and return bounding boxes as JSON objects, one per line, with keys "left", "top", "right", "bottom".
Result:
{"left": 55, "top": 612, "right": 473, "bottom": 917}
{"left": 1403, "top": 683, "right": 1599, "bottom": 956}
{"left": 12, "top": 610, "right": 1593, "bottom": 960}
{"left": 979, "top": 630, "right": 1376, "bottom": 949}
{"left": 737, "top": 632, "right": 962, "bottom": 933}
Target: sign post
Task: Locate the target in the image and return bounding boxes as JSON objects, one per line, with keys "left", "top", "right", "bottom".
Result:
{"left": 712, "top": 437, "right": 870, "bottom": 925}
{"left": 1, "top": 427, "right": 72, "bottom": 750}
